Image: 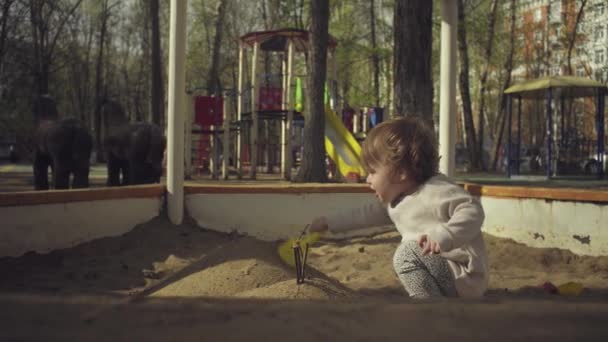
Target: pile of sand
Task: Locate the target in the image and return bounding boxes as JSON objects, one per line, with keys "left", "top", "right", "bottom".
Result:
{"left": 1, "top": 215, "right": 608, "bottom": 300}
{"left": 0, "top": 216, "right": 355, "bottom": 300}
{"left": 148, "top": 237, "right": 355, "bottom": 300}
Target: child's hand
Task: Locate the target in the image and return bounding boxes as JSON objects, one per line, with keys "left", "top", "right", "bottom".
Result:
{"left": 418, "top": 234, "right": 441, "bottom": 256}
{"left": 309, "top": 216, "right": 329, "bottom": 233}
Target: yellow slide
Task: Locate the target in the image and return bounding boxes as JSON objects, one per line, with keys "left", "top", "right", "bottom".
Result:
{"left": 324, "top": 106, "right": 366, "bottom": 180}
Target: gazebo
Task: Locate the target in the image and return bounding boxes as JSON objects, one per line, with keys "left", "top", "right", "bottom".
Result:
{"left": 504, "top": 76, "right": 607, "bottom": 179}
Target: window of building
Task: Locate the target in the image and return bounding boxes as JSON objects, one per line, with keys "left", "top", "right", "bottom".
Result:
{"left": 596, "top": 25, "right": 605, "bottom": 41}
{"left": 576, "top": 66, "right": 585, "bottom": 77}
{"left": 595, "top": 70, "right": 604, "bottom": 83}
{"left": 535, "top": 7, "right": 542, "bottom": 22}
{"left": 596, "top": 49, "right": 605, "bottom": 64}
{"left": 550, "top": 1, "right": 562, "bottom": 20}
{"left": 597, "top": 3, "right": 605, "bottom": 17}
{"left": 534, "top": 31, "right": 543, "bottom": 42}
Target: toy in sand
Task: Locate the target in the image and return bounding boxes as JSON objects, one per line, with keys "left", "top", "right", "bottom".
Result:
{"left": 277, "top": 225, "right": 321, "bottom": 283}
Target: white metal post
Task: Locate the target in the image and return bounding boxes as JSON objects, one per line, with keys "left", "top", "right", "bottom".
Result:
{"left": 167, "top": 0, "right": 187, "bottom": 225}
{"left": 237, "top": 46, "right": 244, "bottom": 179}
{"left": 184, "top": 93, "right": 193, "bottom": 179}
{"left": 222, "top": 95, "right": 230, "bottom": 180}
{"left": 439, "top": 0, "right": 457, "bottom": 177}
{"left": 209, "top": 124, "right": 217, "bottom": 179}
{"left": 281, "top": 52, "right": 287, "bottom": 178}
{"left": 284, "top": 41, "right": 295, "bottom": 180}
{"left": 250, "top": 42, "right": 260, "bottom": 179}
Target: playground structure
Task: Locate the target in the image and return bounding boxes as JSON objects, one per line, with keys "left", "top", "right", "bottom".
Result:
{"left": 186, "top": 89, "right": 234, "bottom": 180}
{"left": 187, "top": 29, "right": 371, "bottom": 182}
{"left": 186, "top": 82, "right": 301, "bottom": 180}
{"left": 504, "top": 76, "right": 607, "bottom": 179}
{"left": 236, "top": 28, "right": 367, "bottom": 181}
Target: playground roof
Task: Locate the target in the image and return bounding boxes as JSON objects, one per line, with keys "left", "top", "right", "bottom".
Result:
{"left": 504, "top": 76, "right": 607, "bottom": 99}
{"left": 239, "top": 28, "right": 337, "bottom": 52}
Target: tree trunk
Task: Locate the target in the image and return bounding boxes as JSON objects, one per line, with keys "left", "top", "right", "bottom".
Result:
{"left": 370, "top": 0, "right": 380, "bottom": 107}
{"left": 457, "top": 0, "right": 478, "bottom": 170}
{"left": 565, "top": 0, "right": 588, "bottom": 75}
{"left": 294, "top": 0, "right": 329, "bottom": 183}
{"left": 475, "top": 0, "right": 499, "bottom": 170}
{"left": 150, "top": 0, "right": 164, "bottom": 127}
{"left": 207, "top": 0, "right": 227, "bottom": 94}
{"left": 139, "top": 0, "right": 150, "bottom": 122}
{"left": 69, "top": 20, "right": 94, "bottom": 125}
{"left": 82, "top": 21, "right": 94, "bottom": 124}
{"left": 491, "top": 0, "right": 516, "bottom": 171}
{"left": 295, "top": 0, "right": 305, "bottom": 29}
{"left": 393, "top": 0, "right": 433, "bottom": 125}
{"left": 29, "top": 0, "right": 83, "bottom": 99}
{"left": 0, "top": 0, "right": 16, "bottom": 72}
{"left": 261, "top": 0, "right": 271, "bottom": 90}
{"left": 94, "top": 0, "right": 109, "bottom": 162}
{"left": 261, "top": 0, "right": 269, "bottom": 30}
{"left": 29, "top": 0, "right": 45, "bottom": 96}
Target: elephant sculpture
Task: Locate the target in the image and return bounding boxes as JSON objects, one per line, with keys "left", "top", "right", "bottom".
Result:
{"left": 34, "top": 119, "right": 93, "bottom": 190}
{"left": 105, "top": 122, "right": 166, "bottom": 186}
{"left": 33, "top": 96, "right": 93, "bottom": 190}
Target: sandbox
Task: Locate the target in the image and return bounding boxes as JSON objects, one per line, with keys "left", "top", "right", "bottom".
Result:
{"left": 1, "top": 182, "right": 608, "bottom": 340}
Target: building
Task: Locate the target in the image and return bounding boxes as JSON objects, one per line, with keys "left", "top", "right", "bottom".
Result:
{"left": 514, "top": 0, "right": 607, "bottom": 83}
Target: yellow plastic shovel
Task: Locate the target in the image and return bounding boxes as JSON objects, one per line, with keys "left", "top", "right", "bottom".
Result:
{"left": 277, "top": 225, "right": 321, "bottom": 268}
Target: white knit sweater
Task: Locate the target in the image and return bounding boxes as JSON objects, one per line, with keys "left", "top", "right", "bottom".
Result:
{"left": 326, "top": 174, "right": 488, "bottom": 298}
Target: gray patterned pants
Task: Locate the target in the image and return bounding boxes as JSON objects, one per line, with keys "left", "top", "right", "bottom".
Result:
{"left": 393, "top": 240, "right": 458, "bottom": 298}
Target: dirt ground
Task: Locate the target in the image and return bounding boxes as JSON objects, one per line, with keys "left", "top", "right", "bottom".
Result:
{"left": 1, "top": 215, "right": 608, "bottom": 341}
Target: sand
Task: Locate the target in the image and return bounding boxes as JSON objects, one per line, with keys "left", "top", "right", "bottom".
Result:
{"left": 309, "top": 230, "right": 608, "bottom": 297}
{"left": 1, "top": 215, "right": 608, "bottom": 340}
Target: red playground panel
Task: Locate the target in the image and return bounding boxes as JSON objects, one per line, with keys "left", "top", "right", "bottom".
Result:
{"left": 193, "top": 95, "right": 224, "bottom": 174}
{"left": 195, "top": 96, "right": 224, "bottom": 126}
{"left": 258, "top": 87, "right": 282, "bottom": 111}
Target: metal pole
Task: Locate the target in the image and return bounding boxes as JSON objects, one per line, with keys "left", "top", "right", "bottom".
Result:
{"left": 507, "top": 95, "right": 512, "bottom": 178}
{"left": 237, "top": 46, "right": 244, "bottom": 179}
{"left": 546, "top": 88, "right": 553, "bottom": 178}
{"left": 560, "top": 95, "right": 565, "bottom": 149}
{"left": 167, "top": 0, "right": 187, "bottom": 225}
{"left": 184, "top": 93, "right": 193, "bottom": 179}
{"left": 281, "top": 52, "right": 287, "bottom": 178}
{"left": 597, "top": 88, "right": 605, "bottom": 179}
{"left": 250, "top": 42, "right": 260, "bottom": 179}
{"left": 439, "top": 0, "right": 458, "bottom": 177}
{"left": 284, "top": 41, "right": 295, "bottom": 181}
{"left": 222, "top": 95, "right": 230, "bottom": 180}
{"left": 517, "top": 95, "right": 522, "bottom": 175}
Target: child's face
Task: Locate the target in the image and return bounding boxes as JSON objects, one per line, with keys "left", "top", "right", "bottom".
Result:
{"left": 365, "top": 164, "right": 417, "bottom": 204}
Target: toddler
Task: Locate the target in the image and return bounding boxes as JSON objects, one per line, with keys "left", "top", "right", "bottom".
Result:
{"left": 310, "top": 116, "right": 487, "bottom": 298}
